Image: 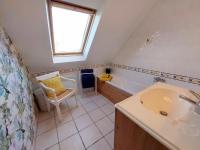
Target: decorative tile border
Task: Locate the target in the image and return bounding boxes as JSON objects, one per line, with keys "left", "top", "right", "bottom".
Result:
{"left": 110, "top": 63, "right": 200, "bottom": 85}
{"left": 32, "top": 63, "right": 200, "bottom": 85}
{"left": 33, "top": 63, "right": 109, "bottom": 77}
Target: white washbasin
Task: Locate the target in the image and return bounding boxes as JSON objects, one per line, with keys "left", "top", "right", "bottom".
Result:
{"left": 140, "top": 87, "right": 200, "bottom": 137}
{"left": 140, "top": 88, "right": 192, "bottom": 118}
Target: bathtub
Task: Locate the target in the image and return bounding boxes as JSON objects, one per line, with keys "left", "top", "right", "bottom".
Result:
{"left": 106, "top": 74, "right": 147, "bottom": 94}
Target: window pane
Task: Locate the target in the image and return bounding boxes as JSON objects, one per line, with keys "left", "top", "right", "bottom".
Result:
{"left": 51, "top": 6, "right": 91, "bottom": 54}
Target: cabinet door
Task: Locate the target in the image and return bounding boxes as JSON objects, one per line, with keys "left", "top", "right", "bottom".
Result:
{"left": 114, "top": 110, "right": 168, "bottom": 150}
{"left": 97, "top": 78, "right": 131, "bottom": 104}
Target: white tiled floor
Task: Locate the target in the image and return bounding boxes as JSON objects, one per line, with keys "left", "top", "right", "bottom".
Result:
{"left": 105, "top": 131, "right": 114, "bottom": 149}
{"left": 96, "top": 117, "right": 114, "bottom": 136}
{"left": 35, "top": 92, "right": 115, "bottom": 150}
{"left": 74, "top": 114, "right": 93, "bottom": 131}
{"left": 87, "top": 138, "right": 111, "bottom": 150}
{"left": 37, "top": 118, "right": 56, "bottom": 136}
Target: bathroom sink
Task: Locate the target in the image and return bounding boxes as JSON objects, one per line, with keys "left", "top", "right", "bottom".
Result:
{"left": 173, "top": 111, "right": 200, "bottom": 137}
{"left": 140, "top": 87, "right": 200, "bottom": 136}
{"left": 140, "top": 88, "right": 192, "bottom": 118}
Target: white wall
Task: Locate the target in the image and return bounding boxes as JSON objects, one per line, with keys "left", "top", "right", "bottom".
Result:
{"left": 113, "top": 0, "right": 200, "bottom": 79}
{"left": 0, "top": 0, "right": 106, "bottom": 73}
{"left": 111, "top": 0, "right": 200, "bottom": 91}
{"left": 87, "top": 0, "right": 158, "bottom": 64}
{"left": 0, "top": 0, "right": 157, "bottom": 74}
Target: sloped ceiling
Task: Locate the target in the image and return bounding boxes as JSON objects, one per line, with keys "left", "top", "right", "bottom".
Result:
{"left": 0, "top": 0, "right": 157, "bottom": 74}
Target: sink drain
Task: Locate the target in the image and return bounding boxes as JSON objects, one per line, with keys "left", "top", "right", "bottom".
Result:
{"left": 160, "top": 111, "right": 168, "bottom": 116}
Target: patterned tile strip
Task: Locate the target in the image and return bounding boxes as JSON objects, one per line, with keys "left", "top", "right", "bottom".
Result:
{"left": 32, "top": 63, "right": 200, "bottom": 85}
{"left": 33, "top": 64, "right": 109, "bottom": 77}
{"left": 110, "top": 63, "right": 200, "bottom": 85}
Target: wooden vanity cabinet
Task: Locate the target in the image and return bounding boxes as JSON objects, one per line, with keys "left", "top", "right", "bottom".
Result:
{"left": 114, "top": 109, "right": 168, "bottom": 150}
{"left": 97, "top": 78, "right": 132, "bottom": 104}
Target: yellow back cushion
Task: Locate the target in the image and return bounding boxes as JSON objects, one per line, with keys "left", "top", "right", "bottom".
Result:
{"left": 41, "top": 76, "right": 66, "bottom": 98}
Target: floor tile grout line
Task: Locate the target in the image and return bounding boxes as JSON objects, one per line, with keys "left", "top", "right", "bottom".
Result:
{"left": 81, "top": 99, "right": 105, "bottom": 149}
{"left": 36, "top": 110, "right": 56, "bottom": 140}
{"left": 37, "top": 112, "right": 55, "bottom": 124}
{"left": 43, "top": 110, "right": 60, "bottom": 150}
{"left": 80, "top": 93, "right": 114, "bottom": 150}
{"left": 67, "top": 92, "right": 114, "bottom": 149}
{"left": 86, "top": 92, "right": 115, "bottom": 149}
{"left": 54, "top": 100, "right": 73, "bottom": 150}
{"left": 54, "top": 111, "right": 61, "bottom": 150}
{"left": 85, "top": 129, "right": 114, "bottom": 150}
{"left": 86, "top": 114, "right": 114, "bottom": 150}
{"left": 56, "top": 100, "right": 81, "bottom": 150}
{"left": 36, "top": 99, "right": 73, "bottom": 150}
{"left": 36, "top": 117, "right": 57, "bottom": 137}
{"left": 69, "top": 103, "right": 87, "bottom": 150}
{"left": 104, "top": 130, "right": 115, "bottom": 150}
{"left": 64, "top": 97, "right": 88, "bottom": 149}
{"left": 86, "top": 94, "right": 115, "bottom": 123}
{"left": 36, "top": 106, "right": 72, "bottom": 137}
{"left": 44, "top": 143, "right": 58, "bottom": 150}
{"left": 58, "top": 132, "right": 80, "bottom": 147}
{"left": 36, "top": 92, "right": 114, "bottom": 150}
{"left": 105, "top": 130, "right": 115, "bottom": 150}
{"left": 44, "top": 129, "right": 114, "bottom": 150}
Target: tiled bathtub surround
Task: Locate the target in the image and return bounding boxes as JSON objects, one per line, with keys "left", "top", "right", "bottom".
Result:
{"left": 33, "top": 64, "right": 109, "bottom": 77}
{"left": 110, "top": 63, "right": 200, "bottom": 85}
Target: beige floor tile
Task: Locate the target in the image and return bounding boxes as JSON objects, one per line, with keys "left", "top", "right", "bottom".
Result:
{"left": 90, "top": 95, "right": 103, "bottom": 101}
{"left": 83, "top": 101, "right": 98, "bottom": 112}
{"left": 105, "top": 131, "right": 114, "bottom": 149}
{"left": 70, "top": 106, "right": 86, "bottom": 119}
{"left": 93, "top": 96, "right": 108, "bottom": 107}
{"left": 89, "top": 109, "right": 106, "bottom": 122}
{"left": 57, "top": 120, "right": 78, "bottom": 141}
{"left": 102, "top": 97, "right": 113, "bottom": 104}
{"left": 46, "top": 144, "right": 60, "bottom": 150}
{"left": 67, "top": 97, "right": 81, "bottom": 109}
{"left": 55, "top": 111, "right": 72, "bottom": 126}
{"left": 59, "top": 102, "right": 69, "bottom": 114}
{"left": 87, "top": 138, "right": 112, "bottom": 150}
{"left": 60, "top": 133, "right": 85, "bottom": 150}
{"left": 38, "top": 111, "right": 54, "bottom": 123}
{"left": 79, "top": 125, "right": 102, "bottom": 148}
{"left": 77, "top": 93, "right": 88, "bottom": 99}
{"left": 79, "top": 96, "right": 93, "bottom": 105}
{"left": 74, "top": 114, "right": 93, "bottom": 131}
{"left": 35, "top": 129, "right": 58, "bottom": 150}
{"left": 100, "top": 104, "right": 115, "bottom": 115}
{"left": 36, "top": 94, "right": 116, "bottom": 150}
{"left": 86, "top": 91, "right": 96, "bottom": 97}
{"left": 96, "top": 117, "right": 114, "bottom": 136}
{"left": 108, "top": 112, "right": 115, "bottom": 122}
{"left": 37, "top": 118, "right": 56, "bottom": 136}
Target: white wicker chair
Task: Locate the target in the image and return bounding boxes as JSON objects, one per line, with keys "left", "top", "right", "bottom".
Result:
{"left": 36, "top": 71, "right": 77, "bottom": 121}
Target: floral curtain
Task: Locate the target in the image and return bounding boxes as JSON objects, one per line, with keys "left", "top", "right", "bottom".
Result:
{"left": 0, "top": 26, "right": 36, "bottom": 150}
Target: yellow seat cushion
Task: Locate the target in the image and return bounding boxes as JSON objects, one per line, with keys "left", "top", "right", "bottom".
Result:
{"left": 40, "top": 76, "right": 66, "bottom": 98}
{"left": 99, "top": 73, "right": 112, "bottom": 81}
{"left": 48, "top": 89, "right": 73, "bottom": 100}
{"left": 100, "top": 73, "right": 110, "bottom": 78}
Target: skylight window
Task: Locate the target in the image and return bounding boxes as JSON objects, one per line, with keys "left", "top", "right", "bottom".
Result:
{"left": 48, "top": 0, "right": 96, "bottom": 55}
